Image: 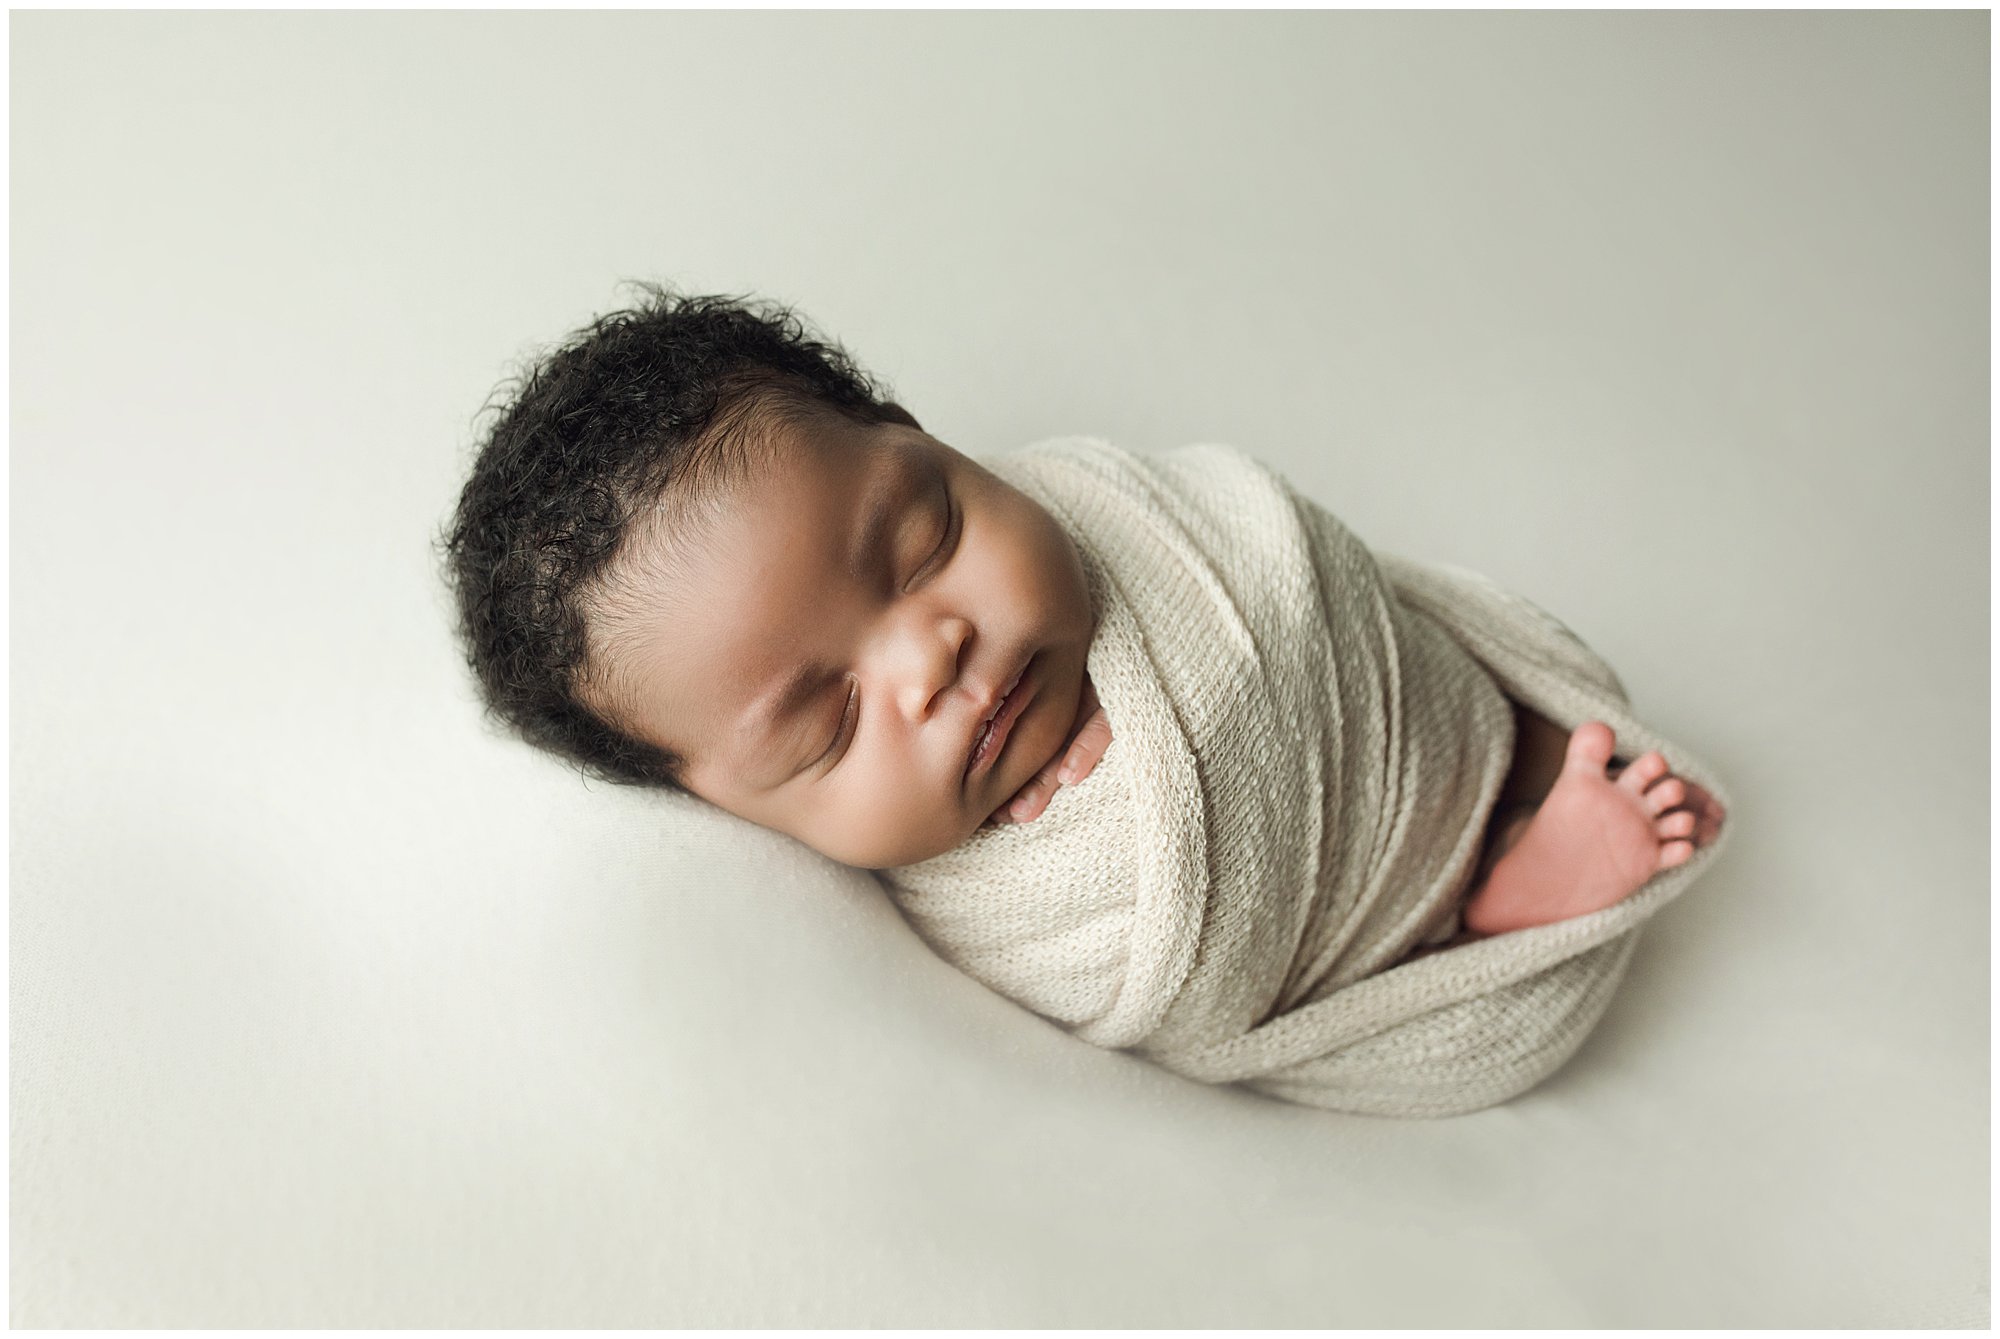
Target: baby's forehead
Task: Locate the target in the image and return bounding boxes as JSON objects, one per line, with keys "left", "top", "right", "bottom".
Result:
{"left": 610, "top": 448, "right": 903, "bottom": 753}
{"left": 684, "top": 412, "right": 885, "bottom": 515}
{"left": 613, "top": 426, "right": 896, "bottom": 617}
{"left": 719, "top": 423, "right": 927, "bottom": 533}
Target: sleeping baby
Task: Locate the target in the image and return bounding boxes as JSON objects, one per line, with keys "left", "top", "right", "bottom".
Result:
{"left": 443, "top": 286, "right": 1732, "bottom": 1117}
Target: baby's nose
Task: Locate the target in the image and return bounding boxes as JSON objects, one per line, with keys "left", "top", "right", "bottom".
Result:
{"left": 890, "top": 616, "right": 972, "bottom": 720}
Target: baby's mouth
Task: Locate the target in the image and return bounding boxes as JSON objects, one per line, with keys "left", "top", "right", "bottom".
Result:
{"left": 964, "top": 655, "right": 1034, "bottom": 782}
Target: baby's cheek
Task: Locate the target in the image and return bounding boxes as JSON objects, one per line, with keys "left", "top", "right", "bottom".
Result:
{"left": 813, "top": 791, "right": 967, "bottom": 870}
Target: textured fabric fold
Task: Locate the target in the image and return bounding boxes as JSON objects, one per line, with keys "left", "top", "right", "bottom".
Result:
{"left": 881, "top": 437, "right": 1733, "bottom": 1118}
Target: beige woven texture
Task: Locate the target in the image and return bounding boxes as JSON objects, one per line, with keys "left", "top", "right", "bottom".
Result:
{"left": 884, "top": 437, "right": 1733, "bottom": 1117}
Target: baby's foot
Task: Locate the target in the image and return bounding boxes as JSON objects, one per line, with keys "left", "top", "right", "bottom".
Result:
{"left": 1462, "top": 722, "right": 1726, "bottom": 937}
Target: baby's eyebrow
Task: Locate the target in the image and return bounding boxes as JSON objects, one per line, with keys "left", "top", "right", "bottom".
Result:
{"left": 844, "top": 453, "right": 921, "bottom": 583}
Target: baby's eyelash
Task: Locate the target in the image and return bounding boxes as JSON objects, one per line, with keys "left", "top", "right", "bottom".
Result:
{"left": 905, "top": 486, "right": 958, "bottom": 593}
{"left": 822, "top": 476, "right": 951, "bottom": 773}
{"left": 818, "top": 681, "right": 857, "bottom": 770}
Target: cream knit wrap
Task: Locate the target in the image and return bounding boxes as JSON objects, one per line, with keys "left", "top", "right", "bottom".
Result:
{"left": 881, "top": 438, "right": 1733, "bottom": 1118}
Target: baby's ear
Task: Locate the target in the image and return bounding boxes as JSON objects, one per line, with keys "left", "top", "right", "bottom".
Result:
{"left": 879, "top": 401, "right": 922, "bottom": 431}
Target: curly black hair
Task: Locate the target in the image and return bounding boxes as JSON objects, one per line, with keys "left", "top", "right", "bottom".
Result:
{"left": 438, "top": 284, "right": 907, "bottom": 791}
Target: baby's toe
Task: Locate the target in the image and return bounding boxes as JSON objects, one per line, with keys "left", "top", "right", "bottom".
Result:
{"left": 1644, "top": 776, "right": 1687, "bottom": 814}
{"left": 1658, "top": 839, "right": 1695, "bottom": 870}
{"left": 1566, "top": 721, "right": 1617, "bottom": 771}
{"left": 1618, "top": 750, "right": 1670, "bottom": 795}
{"left": 1658, "top": 810, "right": 1696, "bottom": 840}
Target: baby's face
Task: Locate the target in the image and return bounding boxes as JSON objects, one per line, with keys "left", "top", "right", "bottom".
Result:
{"left": 586, "top": 413, "right": 1095, "bottom": 869}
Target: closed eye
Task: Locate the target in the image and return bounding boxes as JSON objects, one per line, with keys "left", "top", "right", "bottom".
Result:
{"left": 814, "top": 679, "right": 857, "bottom": 772}
{"left": 902, "top": 478, "right": 957, "bottom": 594}
{"left": 822, "top": 473, "right": 955, "bottom": 774}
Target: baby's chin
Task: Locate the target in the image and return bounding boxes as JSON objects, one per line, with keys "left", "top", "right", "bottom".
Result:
{"left": 844, "top": 656, "right": 1089, "bottom": 869}
{"left": 966, "top": 656, "right": 1085, "bottom": 833}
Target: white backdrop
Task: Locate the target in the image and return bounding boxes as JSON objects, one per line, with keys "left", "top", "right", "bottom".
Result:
{"left": 12, "top": 10, "right": 1988, "bottom": 1326}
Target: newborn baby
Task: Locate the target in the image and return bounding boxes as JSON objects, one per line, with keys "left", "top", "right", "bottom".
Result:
{"left": 444, "top": 287, "right": 1732, "bottom": 1114}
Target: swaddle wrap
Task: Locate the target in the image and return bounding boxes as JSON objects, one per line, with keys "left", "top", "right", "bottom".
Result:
{"left": 881, "top": 437, "right": 1733, "bottom": 1118}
